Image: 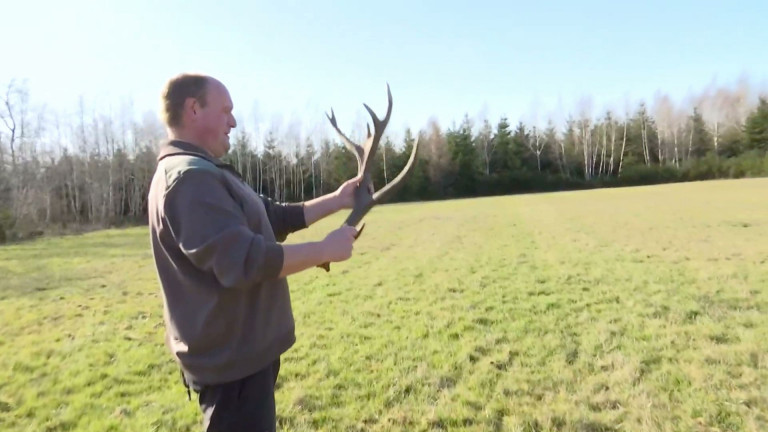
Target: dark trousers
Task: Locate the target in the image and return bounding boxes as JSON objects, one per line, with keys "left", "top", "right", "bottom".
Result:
{"left": 184, "top": 358, "right": 281, "bottom": 432}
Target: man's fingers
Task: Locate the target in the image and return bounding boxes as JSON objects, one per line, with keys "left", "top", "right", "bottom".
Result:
{"left": 345, "top": 225, "right": 358, "bottom": 239}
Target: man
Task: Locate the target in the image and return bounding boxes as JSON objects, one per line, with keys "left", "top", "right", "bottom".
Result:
{"left": 147, "top": 73, "right": 360, "bottom": 431}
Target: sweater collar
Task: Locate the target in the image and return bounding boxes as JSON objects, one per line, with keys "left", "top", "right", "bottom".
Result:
{"left": 157, "top": 139, "right": 245, "bottom": 181}
{"left": 157, "top": 139, "right": 220, "bottom": 164}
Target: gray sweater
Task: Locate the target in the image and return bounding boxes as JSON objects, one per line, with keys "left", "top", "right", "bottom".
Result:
{"left": 148, "top": 140, "right": 307, "bottom": 385}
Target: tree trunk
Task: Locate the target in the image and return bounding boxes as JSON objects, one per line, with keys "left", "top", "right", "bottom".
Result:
{"left": 318, "top": 159, "right": 322, "bottom": 196}
{"left": 618, "top": 121, "right": 628, "bottom": 176}
{"left": 580, "top": 121, "right": 590, "bottom": 180}
{"left": 599, "top": 123, "right": 606, "bottom": 176}
{"left": 559, "top": 134, "right": 568, "bottom": 177}
{"left": 311, "top": 157, "right": 316, "bottom": 198}
{"left": 688, "top": 121, "right": 693, "bottom": 160}
{"left": 299, "top": 155, "right": 304, "bottom": 201}
{"left": 534, "top": 131, "right": 542, "bottom": 172}
{"left": 246, "top": 151, "right": 253, "bottom": 187}
{"left": 673, "top": 129, "right": 679, "bottom": 168}
{"left": 257, "top": 156, "right": 262, "bottom": 194}
{"left": 383, "top": 145, "right": 388, "bottom": 184}
{"left": 641, "top": 116, "right": 650, "bottom": 165}
{"left": 282, "top": 159, "right": 286, "bottom": 201}
{"left": 609, "top": 120, "right": 616, "bottom": 175}
{"left": 71, "top": 157, "right": 80, "bottom": 223}
{"left": 657, "top": 127, "right": 663, "bottom": 165}
{"left": 78, "top": 100, "right": 94, "bottom": 224}
{"left": 2, "top": 83, "right": 18, "bottom": 173}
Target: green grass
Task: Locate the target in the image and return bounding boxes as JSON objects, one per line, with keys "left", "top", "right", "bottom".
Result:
{"left": 2, "top": 178, "right": 768, "bottom": 431}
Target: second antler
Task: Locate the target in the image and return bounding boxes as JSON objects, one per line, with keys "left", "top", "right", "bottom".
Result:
{"left": 318, "top": 84, "right": 420, "bottom": 271}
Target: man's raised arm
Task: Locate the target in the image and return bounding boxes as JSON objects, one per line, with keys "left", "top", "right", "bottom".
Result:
{"left": 302, "top": 174, "right": 361, "bottom": 226}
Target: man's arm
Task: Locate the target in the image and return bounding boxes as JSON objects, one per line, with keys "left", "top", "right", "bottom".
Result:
{"left": 165, "top": 169, "right": 356, "bottom": 286}
{"left": 302, "top": 174, "right": 362, "bottom": 226}
{"left": 260, "top": 195, "right": 308, "bottom": 241}
{"left": 259, "top": 191, "right": 344, "bottom": 240}
{"left": 302, "top": 192, "right": 343, "bottom": 227}
{"left": 278, "top": 225, "right": 357, "bottom": 278}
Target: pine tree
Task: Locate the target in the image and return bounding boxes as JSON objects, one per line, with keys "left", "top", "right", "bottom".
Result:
{"left": 744, "top": 97, "right": 768, "bottom": 152}
{"left": 447, "top": 115, "right": 479, "bottom": 197}
{"left": 689, "top": 107, "right": 712, "bottom": 159}
{"left": 489, "top": 117, "right": 516, "bottom": 174}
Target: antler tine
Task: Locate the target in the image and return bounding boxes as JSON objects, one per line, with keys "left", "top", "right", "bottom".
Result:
{"left": 362, "top": 83, "right": 393, "bottom": 132}
{"left": 326, "top": 108, "right": 364, "bottom": 172}
{"left": 359, "top": 84, "right": 394, "bottom": 178}
{"left": 372, "top": 136, "right": 420, "bottom": 204}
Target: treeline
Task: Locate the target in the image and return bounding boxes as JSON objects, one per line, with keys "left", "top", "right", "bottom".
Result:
{"left": 1, "top": 78, "right": 768, "bottom": 242}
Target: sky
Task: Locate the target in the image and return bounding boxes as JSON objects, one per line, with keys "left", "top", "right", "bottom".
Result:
{"left": 2, "top": 0, "right": 767, "bottom": 143}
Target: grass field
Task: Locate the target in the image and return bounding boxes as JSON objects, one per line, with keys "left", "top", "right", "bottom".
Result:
{"left": 1, "top": 178, "right": 767, "bottom": 431}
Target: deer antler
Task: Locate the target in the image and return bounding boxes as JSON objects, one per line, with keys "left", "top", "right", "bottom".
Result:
{"left": 318, "top": 84, "right": 420, "bottom": 271}
{"left": 326, "top": 108, "right": 364, "bottom": 174}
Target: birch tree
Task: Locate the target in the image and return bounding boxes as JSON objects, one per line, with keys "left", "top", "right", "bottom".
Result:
{"left": 653, "top": 93, "right": 675, "bottom": 166}
{"left": 528, "top": 125, "right": 546, "bottom": 172}
{"left": 476, "top": 118, "right": 495, "bottom": 176}
{"left": 575, "top": 97, "right": 594, "bottom": 180}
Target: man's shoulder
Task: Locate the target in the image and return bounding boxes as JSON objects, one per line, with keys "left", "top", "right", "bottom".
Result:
{"left": 160, "top": 154, "right": 222, "bottom": 188}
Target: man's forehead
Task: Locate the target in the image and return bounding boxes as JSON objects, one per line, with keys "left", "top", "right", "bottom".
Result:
{"left": 210, "top": 79, "right": 232, "bottom": 101}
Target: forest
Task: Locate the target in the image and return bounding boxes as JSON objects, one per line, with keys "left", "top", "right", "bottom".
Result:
{"left": 1, "top": 77, "right": 767, "bottom": 242}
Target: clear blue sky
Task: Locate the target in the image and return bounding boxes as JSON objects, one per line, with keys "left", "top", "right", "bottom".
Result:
{"left": 2, "top": 0, "right": 767, "bottom": 142}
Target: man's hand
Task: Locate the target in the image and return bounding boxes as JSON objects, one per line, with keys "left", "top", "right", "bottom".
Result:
{"left": 334, "top": 174, "right": 364, "bottom": 210}
{"left": 321, "top": 225, "right": 358, "bottom": 262}
{"left": 278, "top": 225, "right": 358, "bottom": 278}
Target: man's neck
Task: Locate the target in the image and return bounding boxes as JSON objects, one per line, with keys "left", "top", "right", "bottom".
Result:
{"left": 167, "top": 130, "right": 212, "bottom": 157}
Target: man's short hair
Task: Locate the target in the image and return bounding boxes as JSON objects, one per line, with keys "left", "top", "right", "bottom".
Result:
{"left": 161, "top": 74, "right": 210, "bottom": 128}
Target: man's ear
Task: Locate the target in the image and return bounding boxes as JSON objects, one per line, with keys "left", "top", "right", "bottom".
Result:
{"left": 185, "top": 97, "right": 198, "bottom": 118}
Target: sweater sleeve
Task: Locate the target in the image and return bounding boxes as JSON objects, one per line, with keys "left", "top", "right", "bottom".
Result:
{"left": 163, "top": 168, "right": 284, "bottom": 288}
{"left": 259, "top": 195, "right": 308, "bottom": 242}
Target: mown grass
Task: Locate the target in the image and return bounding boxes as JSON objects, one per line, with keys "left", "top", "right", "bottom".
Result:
{"left": 1, "top": 178, "right": 767, "bottom": 431}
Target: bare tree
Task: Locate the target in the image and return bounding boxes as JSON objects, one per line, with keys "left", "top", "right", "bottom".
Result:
{"left": 1, "top": 80, "right": 38, "bottom": 230}
{"left": 381, "top": 135, "right": 390, "bottom": 184}
{"left": 597, "top": 118, "right": 606, "bottom": 175}
{"left": 638, "top": 103, "right": 650, "bottom": 166}
{"left": 595, "top": 110, "right": 616, "bottom": 176}
{"left": 618, "top": 108, "right": 629, "bottom": 176}
{"left": 0, "top": 80, "right": 22, "bottom": 173}
{"left": 575, "top": 97, "right": 594, "bottom": 180}
{"left": 528, "top": 125, "right": 546, "bottom": 172}
{"left": 704, "top": 81, "right": 753, "bottom": 155}
{"left": 671, "top": 106, "right": 684, "bottom": 167}
{"left": 730, "top": 75, "right": 755, "bottom": 126}
{"left": 0, "top": 129, "right": 6, "bottom": 181}
{"left": 654, "top": 92, "right": 677, "bottom": 166}
{"left": 424, "top": 118, "right": 449, "bottom": 195}
{"left": 558, "top": 117, "right": 573, "bottom": 177}
{"left": 705, "top": 87, "right": 725, "bottom": 156}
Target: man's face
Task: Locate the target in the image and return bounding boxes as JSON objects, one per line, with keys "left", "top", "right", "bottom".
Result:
{"left": 191, "top": 79, "right": 237, "bottom": 158}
